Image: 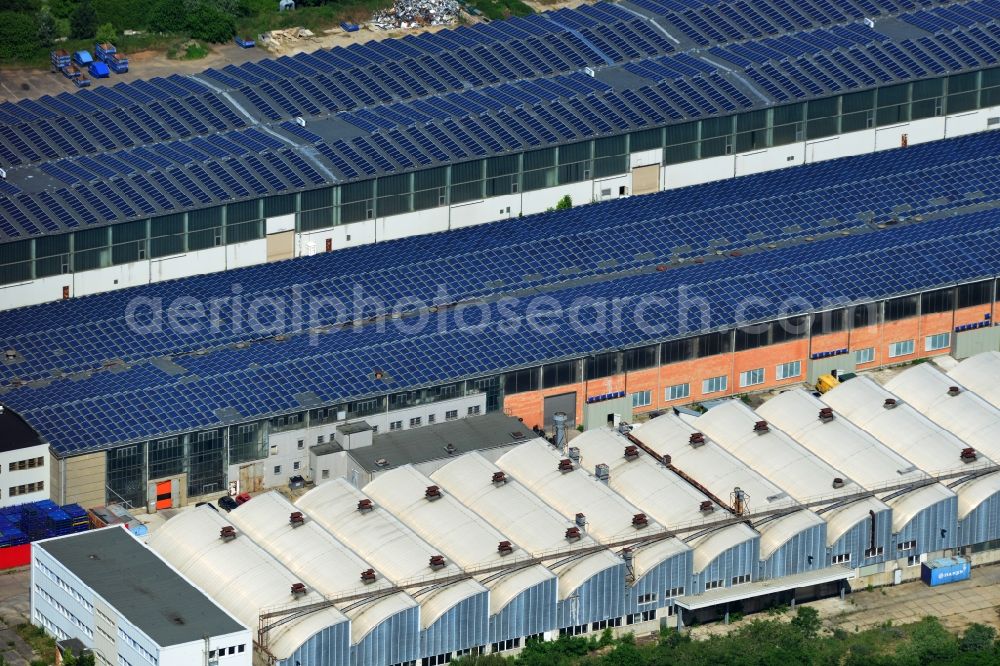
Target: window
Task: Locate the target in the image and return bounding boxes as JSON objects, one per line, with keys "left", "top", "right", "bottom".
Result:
{"left": 321, "top": 469, "right": 330, "bottom": 479}
{"left": 623, "top": 345, "right": 658, "bottom": 371}
{"left": 390, "top": 421, "right": 402, "bottom": 431}
{"left": 775, "top": 361, "right": 801, "bottom": 380}
{"left": 8, "top": 481, "right": 43, "bottom": 496}
{"left": 666, "top": 586, "right": 685, "bottom": 598}
{"left": 446, "top": 410, "right": 458, "bottom": 420}
{"left": 560, "top": 624, "right": 588, "bottom": 637}
{"left": 832, "top": 553, "right": 851, "bottom": 564}
{"left": 542, "top": 360, "right": 580, "bottom": 388}
{"left": 957, "top": 280, "right": 993, "bottom": 308}
{"left": 889, "top": 340, "right": 915, "bottom": 358}
{"left": 897, "top": 540, "right": 917, "bottom": 552}
{"left": 811, "top": 309, "right": 846, "bottom": 335}
{"left": 865, "top": 546, "right": 884, "bottom": 559}
{"left": 293, "top": 462, "right": 300, "bottom": 470}
{"left": 9, "top": 457, "right": 45, "bottom": 472}
{"left": 921, "top": 288, "right": 954, "bottom": 315}
{"left": 739, "top": 368, "right": 765, "bottom": 388}
{"left": 427, "top": 414, "right": 436, "bottom": 424}
{"left": 925, "top": 333, "right": 951, "bottom": 352}
{"left": 504, "top": 368, "right": 539, "bottom": 394}
{"left": 297, "top": 439, "right": 304, "bottom": 450}
{"left": 626, "top": 610, "right": 656, "bottom": 624}
{"left": 490, "top": 638, "right": 521, "bottom": 653}
{"left": 637, "top": 593, "right": 657, "bottom": 604}
{"left": 667, "top": 383, "right": 690, "bottom": 401}
{"left": 591, "top": 617, "right": 622, "bottom": 631}
{"left": 468, "top": 405, "right": 481, "bottom": 415}
{"left": 705, "top": 579, "right": 724, "bottom": 590}
{"left": 855, "top": 347, "right": 875, "bottom": 365}
{"left": 631, "top": 391, "right": 652, "bottom": 408}
{"left": 884, "top": 295, "right": 918, "bottom": 321}
{"left": 410, "top": 417, "right": 422, "bottom": 428}
{"left": 732, "top": 574, "right": 751, "bottom": 585}
{"left": 703, "top": 375, "right": 727, "bottom": 394}
{"left": 316, "top": 435, "right": 325, "bottom": 444}
{"left": 585, "top": 352, "right": 620, "bottom": 380}
{"left": 851, "top": 303, "right": 878, "bottom": 328}
{"left": 907, "top": 555, "right": 920, "bottom": 567}
{"left": 273, "top": 466, "right": 281, "bottom": 475}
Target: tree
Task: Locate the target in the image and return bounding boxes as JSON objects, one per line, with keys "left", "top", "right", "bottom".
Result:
{"left": 37, "top": 4, "right": 56, "bottom": 48}
{"left": 961, "top": 623, "right": 997, "bottom": 653}
{"left": 148, "top": 0, "right": 186, "bottom": 33}
{"left": 0, "top": 11, "right": 40, "bottom": 62}
{"left": 555, "top": 195, "right": 572, "bottom": 210}
{"left": 790, "top": 605, "right": 822, "bottom": 639}
{"left": 95, "top": 21, "right": 115, "bottom": 43}
{"left": 70, "top": 0, "right": 98, "bottom": 39}
{"left": 185, "top": 2, "right": 235, "bottom": 43}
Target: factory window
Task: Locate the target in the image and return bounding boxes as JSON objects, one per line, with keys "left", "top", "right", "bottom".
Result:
{"left": 421, "top": 652, "right": 452, "bottom": 666}
{"left": 111, "top": 219, "right": 147, "bottom": 265}
{"left": 34, "top": 234, "right": 70, "bottom": 279}
{"left": 736, "top": 108, "right": 769, "bottom": 152}
{"left": 663, "top": 121, "right": 699, "bottom": 165}
{"left": 504, "top": 368, "right": 539, "bottom": 394}
{"left": 293, "top": 462, "right": 300, "bottom": 471}
{"left": 410, "top": 417, "right": 422, "bottom": 428}
{"left": 631, "top": 391, "right": 652, "bottom": 408}
{"left": 623, "top": 345, "right": 658, "bottom": 372}
{"left": 187, "top": 207, "right": 223, "bottom": 251}
{"left": 585, "top": 352, "right": 620, "bottom": 380}
{"left": 775, "top": 361, "right": 801, "bottom": 381}
{"left": 771, "top": 316, "right": 808, "bottom": 343}
{"left": 413, "top": 167, "right": 448, "bottom": 211}
{"left": 739, "top": 368, "right": 765, "bottom": 388}
{"left": 591, "top": 617, "right": 622, "bottom": 631}
{"left": 486, "top": 154, "right": 519, "bottom": 197}
{"left": 666, "top": 586, "right": 684, "bottom": 598}
{"left": 468, "top": 405, "right": 482, "bottom": 415}
{"left": 666, "top": 383, "right": 690, "bottom": 401}
{"left": 542, "top": 360, "right": 580, "bottom": 388}
{"left": 390, "top": 421, "right": 402, "bottom": 431}
{"left": 297, "top": 439, "right": 304, "bottom": 450}
{"left": 299, "top": 187, "right": 334, "bottom": 232}
{"left": 947, "top": 72, "right": 980, "bottom": 114}
{"left": 732, "top": 574, "right": 751, "bottom": 585}
{"left": 270, "top": 412, "right": 304, "bottom": 432}
{"left": 376, "top": 173, "right": 412, "bottom": 218}
{"left": 832, "top": 553, "right": 851, "bottom": 564}
{"left": 349, "top": 398, "right": 383, "bottom": 418}
{"left": 811, "top": 309, "right": 846, "bottom": 336}
{"left": 446, "top": 410, "right": 458, "bottom": 420}
{"left": 957, "top": 280, "right": 993, "bottom": 308}
{"left": 735, "top": 325, "right": 769, "bottom": 351}
{"left": 841, "top": 90, "right": 875, "bottom": 132}
{"left": 73, "top": 227, "right": 110, "bottom": 272}
{"left": 637, "top": 593, "right": 657, "bottom": 604}
{"left": 705, "top": 579, "right": 724, "bottom": 590}
{"left": 897, "top": 540, "right": 917, "bottom": 552}
{"left": 772, "top": 102, "right": 805, "bottom": 146}
{"left": 661, "top": 337, "right": 695, "bottom": 364}
{"left": 696, "top": 331, "right": 732, "bottom": 357}
{"left": 925, "top": 333, "right": 951, "bottom": 352}
{"left": 700, "top": 115, "right": 734, "bottom": 158}
{"left": 983, "top": 67, "right": 1000, "bottom": 107}
{"left": 264, "top": 193, "right": 297, "bottom": 218}
{"left": 427, "top": 414, "right": 436, "bottom": 424}
{"left": 522, "top": 148, "right": 556, "bottom": 192}
{"left": 148, "top": 437, "right": 184, "bottom": 480}
{"left": 855, "top": 347, "right": 875, "bottom": 365}
{"left": 340, "top": 180, "right": 375, "bottom": 224}
{"left": 9, "top": 482, "right": 43, "bottom": 497}
{"left": 912, "top": 78, "right": 944, "bottom": 119}
{"left": 864, "top": 546, "right": 884, "bottom": 559}
{"left": 593, "top": 134, "right": 628, "bottom": 178}
{"left": 273, "top": 466, "right": 281, "bottom": 475}
{"left": 876, "top": 83, "right": 911, "bottom": 126}
{"left": 907, "top": 555, "right": 921, "bottom": 567}
{"left": 560, "top": 624, "right": 588, "bottom": 637}
{"left": 490, "top": 638, "right": 521, "bottom": 653}
{"left": 230, "top": 423, "right": 265, "bottom": 465}
{"left": 702, "top": 375, "right": 727, "bottom": 394}
{"left": 851, "top": 303, "right": 878, "bottom": 328}
{"left": 888, "top": 340, "right": 915, "bottom": 358}
{"left": 9, "top": 457, "right": 44, "bottom": 471}
{"left": 884, "top": 295, "right": 918, "bottom": 321}
{"left": 557, "top": 141, "right": 592, "bottom": 184}
{"left": 630, "top": 127, "right": 663, "bottom": 152}
{"left": 920, "top": 288, "right": 954, "bottom": 315}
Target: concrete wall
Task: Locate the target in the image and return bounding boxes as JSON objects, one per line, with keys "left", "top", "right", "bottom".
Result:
{"left": 58, "top": 452, "right": 105, "bottom": 508}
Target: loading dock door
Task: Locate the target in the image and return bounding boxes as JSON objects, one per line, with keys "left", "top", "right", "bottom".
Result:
{"left": 544, "top": 392, "right": 577, "bottom": 433}
{"left": 155, "top": 481, "right": 172, "bottom": 510}
{"left": 631, "top": 164, "right": 659, "bottom": 195}
{"left": 266, "top": 230, "right": 295, "bottom": 262}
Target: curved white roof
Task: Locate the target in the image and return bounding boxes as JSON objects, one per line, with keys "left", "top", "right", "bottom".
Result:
{"left": 296, "top": 479, "right": 486, "bottom": 629}
{"left": 430, "top": 452, "right": 622, "bottom": 601}
{"left": 955, "top": 472, "right": 1000, "bottom": 520}
{"left": 757, "top": 389, "right": 927, "bottom": 489}
{"left": 949, "top": 352, "right": 1000, "bottom": 407}
{"left": 495, "top": 439, "right": 690, "bottom": 581}
{"left": 226, "top": 491, "right": 417, "bottom": 644}
{"left": 570, "top": 429, "right": 759, "bottom": 568}
{"left": 886, "top": 363, "right": 1000, "bottom": 465}
{"left": 363, "top": 465, "right": 555, "bottom": 615}
{"left": 146, "top": 506, "right": 346, "bottom": 661}
{"left": 822, "top": 376, "right": 993, "bottom": 473}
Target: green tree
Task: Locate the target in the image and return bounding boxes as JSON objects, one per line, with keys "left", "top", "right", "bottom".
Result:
{"left": 148, "top": 0, "right": 186, "bottom": 33}
{"left": 961, "top": 623, "right": 997, "bottom": 653}
{"left": 95, "top": 21, "right": 115, "bottom": 43}
{"left": 555, "top": 195, "right": 572, "bottom": 210}
{"left": 0, "top": 11, "right": 41, "bottom": 61}
{"left": 70, "top": 0, "right": 98, "bottom": 39}
{"left": 37, "top": 4, "right": 56, "bottom": 47}
{"left": 185, "top": 2, "right": 235, "bottom": 42}
{"left": 790, "top": 605, "right": 822, "bottom": 639}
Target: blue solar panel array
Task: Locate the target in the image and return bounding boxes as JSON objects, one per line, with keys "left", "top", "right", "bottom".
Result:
{"left": 2, "top": 131, "right": 998, "bottom": 394}
{"left": 5, "top": 201, "right": 1000, "bottom": 454}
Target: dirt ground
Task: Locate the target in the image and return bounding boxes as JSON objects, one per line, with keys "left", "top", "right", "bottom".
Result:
{"left": 0, "top": 567, "right": 41, "bottom": 666}
{"left": 0, "top": 0, "right": 587, "bottom": 103}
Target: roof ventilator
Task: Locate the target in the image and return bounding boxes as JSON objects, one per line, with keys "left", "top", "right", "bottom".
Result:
{"left": 568, "top": 446, "right": 580, "bottom": 462}
{"left": 699, "top": 501, "right": 714, "bottom": 514}
{"left": 632, "top": 513, "right": 649, "bottom": 529}
{"left": 565, "top": 527, "right": 581, "bottom": 542}
{"left": 832, "top": 477, "right": 845, "bottom": 489}
{"left": 575, "top": 513, "right": 587, "bottom": 528}
{"left": 357, "top": 499, "right": 374, "bottom": 513}
{"left": 289, "top": 511, "right": 305, "bottom": 528}
{"left": 753, "top": 420, "right": 770, "bottom": 434}
{"left": 948, "top": 386, "right": 962, "bottom": 397}
{"left": 290, "top": 582, "right": 307, "bottom": 597}
{"left": 558, "top": 458, "right": 574, "bottom": 473}
{"left": 883, "top": 398, "right": 898, "bottom": 409}
{"left": 425, "top": 485, "right": 442, "bottom": 501}
{"left": 595, "top": 464, "right": 610, "bottom": 483}
{"left": 492, "top": 471, "right": 507, "bottom": 486}
{"left": 3, "top": 349, "right": 15, "bottom": 360}
{"left": 219, "top": 526, "right": 237, "bottom": 541}
{"left": 497, "top": 541, "right": 513, "bottom": 556}
{"left": 689, "top": 432, "right": 705, "bottom": 447}
{"left": 961, "top": 447, "right": 978, "bottom": 463}
{"left": 429, "top": 555, "right": 446, "bottom": 570}
{"left": 360, "top": 569, "right": 376, "bottom": 584}
{"left": 819, "top": 407, "right": 835, "bottom": 423}
{"left": 624, "top": 445, "right": 639, "bottom": 461}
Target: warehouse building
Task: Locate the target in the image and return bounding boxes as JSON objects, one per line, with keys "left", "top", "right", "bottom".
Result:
{"left": 363, "top": 465, "right": 557, "bottom": 653}
{"left": 820, "top": 376, "right": 1000, "bottom": 555}
{"left": 619, "top": 413, "right": 829, "bottom": 582}
{"left": 431, "top": 452, "right": 627, "bottom": 632}
{"left": 758, "top": 389, "right": 959, "bottom": 567}
{"left": 32, "top": 526, "right": 251, "bottom": 666}
{"left": 295, "top": 478, "right": 491, "bottom": 661}
{"left": 692, "top": 401, "right": 893, "bottom": 570}
{"left": 225, "top": 491, "right": 422, "bottom": 666}
{"left": 1, "top": 1, "right": 999, "bottom": 308}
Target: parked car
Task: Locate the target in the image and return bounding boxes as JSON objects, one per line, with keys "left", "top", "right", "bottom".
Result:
{"left": 218, "top": 496, "right": 238, "bottom": 512}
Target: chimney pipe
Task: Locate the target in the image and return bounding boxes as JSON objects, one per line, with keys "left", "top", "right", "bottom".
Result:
{"left": 553, "top": 412, "right": 568, "bottom": 451}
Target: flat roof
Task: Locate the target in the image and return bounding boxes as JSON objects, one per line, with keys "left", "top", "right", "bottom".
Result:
{"left": 348, "top": 414, "right": 537, "bottom": 473}
{"left": 37, "top": 526, "right": 245, "bottom": 647}
{"left": 674, "top": 565, "right": 853, "bottom": 610}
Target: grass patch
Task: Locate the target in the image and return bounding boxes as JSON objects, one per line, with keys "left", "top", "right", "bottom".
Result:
{"left": 167, "top": 40, "right": 210, "bottom": 60}
{"left": 463, "top": 0, "right": 533, "bottom": 20}
{"left": 235, "top": 0, "right": 393, "bottom": 37}
{"left": 15, "top": 623, "right": 55, "bottom": 664}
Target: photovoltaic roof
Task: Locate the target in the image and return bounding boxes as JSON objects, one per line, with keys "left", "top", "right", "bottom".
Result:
{"left": 0, "top": 0, "right": 998, "bottom": 241}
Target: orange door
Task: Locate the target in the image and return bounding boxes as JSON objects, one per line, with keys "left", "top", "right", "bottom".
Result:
{"left": 155, "top": 481, "right": 172, "bottom": 510}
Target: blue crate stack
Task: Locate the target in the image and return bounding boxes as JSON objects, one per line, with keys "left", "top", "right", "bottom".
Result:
{"left": 0, "top": 500, "right": 88, "bottom": 546}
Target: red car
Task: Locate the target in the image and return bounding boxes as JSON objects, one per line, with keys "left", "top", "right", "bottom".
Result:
{"left": 234, "top": 492, "right": 252, "bottom": 505}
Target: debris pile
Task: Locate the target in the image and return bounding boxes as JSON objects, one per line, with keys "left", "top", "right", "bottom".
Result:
{"left": 369, "top": 0, "right": 460, "bottom": 30}
{"left": 258, "top": 27, "right": 317, "bottom": 52}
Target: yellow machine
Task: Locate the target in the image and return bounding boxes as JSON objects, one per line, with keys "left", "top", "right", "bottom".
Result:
{"left": 816, "top": 373, "right": 840, "bottom": 394}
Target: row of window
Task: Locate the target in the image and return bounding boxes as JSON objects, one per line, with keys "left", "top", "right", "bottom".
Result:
{"left": 35, "top": 558, "right": 93, "bottom": 613}
{"left": 4, "top": 71, "right": 999, "bottom": 286}
{"left": 34, "top": 584, "right": 92, "bottom": 640}
{"left": 118, "top": 626, "right": 157, "bottom": 665}
{"left": 207, "top": 645, "right": 246, "bottom": 658}
{"left": 8, "top": 456, "right": 44, "bottom": 472}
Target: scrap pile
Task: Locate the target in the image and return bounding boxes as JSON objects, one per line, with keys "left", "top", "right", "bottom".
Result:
{"left": 258, "top": 27, "right": 317, "bottom": 53}
{"left": 369, "top": 0, "right": 460, "bottom": 29}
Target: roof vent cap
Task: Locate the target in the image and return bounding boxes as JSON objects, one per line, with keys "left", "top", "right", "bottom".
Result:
{"left": 819, "top": 407, "right": 834, "bottom": 422}
{"left": 699, "top": 501, "right": 714, "bottom": 513}
{"left": 832, "top": 477, "right": 845, "bottom": 489}
{"left": 568, "top": 446, "right": 580, "bottom": 461}
{"left": 558, "top": 458, "right": 574, "bottom": 473}
{"left": 425, "top": 485, "right": 442, "bottom": 501}
{"left": 357, "top": 499, "right": 374, "bottom": 513}
{"left": 753, "top": 420, "right": 770, "bottom": 434}
{"left": 360, "top": 569, "right": 376, "bottom": 584}
{"left": 492, "top": 471, "right": 507, "bottom": 486}
{"left": 632, "top": 513, "right": 648, "bottom": 528}
{"left": 219, "top": 526, "right": 237, "bottom": 541}
{"left": 689, "top": 432, "right": 705, "bottom": 447}
{"left": 883, "top": 398, "right": 898, "bottom": 409}
{"left": 624, "top": 445, "right": 639, "bottom": 461}
{"left": 289, "top": 511, "right": 305, "bottom": 527}
{"left": 948, "top": 386, "right": 962, "bottom": 397}
{"left": 290, "top": 582, "right": 307, "bottom": 597}
{"left": 498, "top": 541, "right": 513, "bottom": 556}
{"left": 961, "top": 447, "right": 978, "bottom": 462}
{"left": 429, "top": 555, "right": 446, "bottom": 570}
{"left": 565, "top": 526, "right": 581, "bottom": 542}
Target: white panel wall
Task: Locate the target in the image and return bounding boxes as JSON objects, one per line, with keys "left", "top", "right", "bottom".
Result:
{"left": 74, "top": 261, "right": 150, "bottom": 297}
{"left": 946, "top": 106, "right": 1000, "bottom": 137}
{"left": 521, "top": 181, "right": 594, "bottom": 215}
{"left": 0, "top": 442, "right": 49, "bottom": 507}
{"left": 629, "top": 148, "right": 662, "bottom": 168}
{"left": 151, "top": 246, "right": 227, "bottom": 283}
{"left": 735, "top": 142, "right": 805, "bottom": 176}
{"left": 379, "top": 206, "right": 450, "bottom": 241}
{"left": 451, "top": 193, "right": 520, "bottom": 229}
{"left": 664, "top": 154, "right": 735, "bottom": 189}
{"left": 0, "top": 273, "right": 71, "bottom": 310}
{"left": 265, "top": 213, "right": 296, "bottom": 234}
{"left": 225, "top": 238, "right": 267, "bottom": 269}
{"left": 593, "top": 174, "right": 630, "bottom": 202}
{"left": 805, "top": 128, "right": 875, "bottom": 163}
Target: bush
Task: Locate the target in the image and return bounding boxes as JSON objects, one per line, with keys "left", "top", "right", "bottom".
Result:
{"left": 555, "top": 194, "right": 572, "bottom": 210}
{"left": 37, "top": 4, "right": 55, "bottom": 47}
{"left": 148, "top": 0, "right": 186, "bottom": 33}
{"left": 0, "top": 11, "right": 41, "bottom": 61}
{"left": 791, "top": 606, "right": 822, "bottom": 639}
{"left": 70, "top": 0, "right": 97, "bottom": 38}
{"left": 186, "top": 2, "right": 235, "bottom": 42}
{"left": 95, "top": 20, "right": 114, "bottom": 42}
